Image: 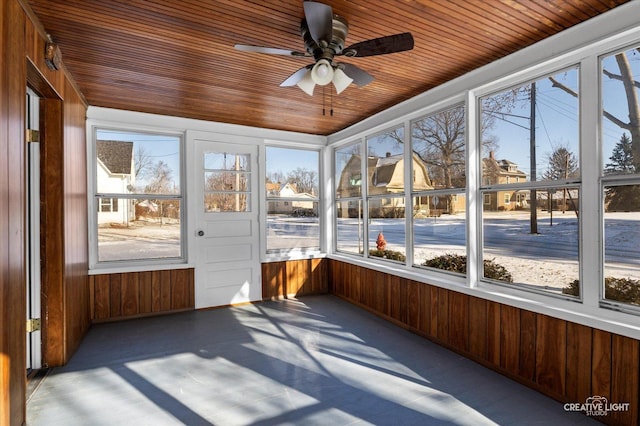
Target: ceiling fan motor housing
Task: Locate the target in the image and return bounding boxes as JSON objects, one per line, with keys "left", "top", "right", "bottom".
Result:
{"left": 301, "top": 15, "right": 348, "bottom": 62}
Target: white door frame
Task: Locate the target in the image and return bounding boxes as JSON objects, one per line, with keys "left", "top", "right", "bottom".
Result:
{"left": 26, "top": 88, "right": 42, "bottom": 370}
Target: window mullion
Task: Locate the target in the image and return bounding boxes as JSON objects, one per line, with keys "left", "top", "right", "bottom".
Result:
{"left": 581, "top": 55, "right": 601, "bottom": 309}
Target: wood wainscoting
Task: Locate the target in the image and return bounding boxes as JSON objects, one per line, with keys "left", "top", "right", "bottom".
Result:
{"left": 262, "top": 258, "right": 328, "bottom": 300}
{"left": 89, "top": 269, "right": 194, "bottom": 322}
{"left": 329, "top": 259, "right": 639, "bottom": 426}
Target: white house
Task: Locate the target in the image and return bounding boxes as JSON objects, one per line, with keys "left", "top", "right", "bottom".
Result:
{"left": 96, "top": 140, "right": 135, "bottom": 225}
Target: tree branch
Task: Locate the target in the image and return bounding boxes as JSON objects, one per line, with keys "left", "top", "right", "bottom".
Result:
{"left": 603, "top": 68, "right": 640, "bottom": 89}
{"left": 548, "top": 76, "right": 630, "bottom": 130}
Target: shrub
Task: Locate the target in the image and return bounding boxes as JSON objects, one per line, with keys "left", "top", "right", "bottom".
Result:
{"left": 369, "top": 249, "right": 406, "bottom": 262}
{"left": 563, "top": 277, "right": 640, "bottom": 305}
{"left": 422, "top": 254, "right": 513, "bottom": 283}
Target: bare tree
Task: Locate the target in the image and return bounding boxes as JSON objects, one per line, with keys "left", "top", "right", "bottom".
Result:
{"left": 144, "top": 161, "right": 175, "bottom": 224}
{"left": 267, "top": 170, "right": 286, "bottom": 184}
{"left": 134, "top": 145, "right": 154, "bottom": 179}
{"left": 287, "top": 167, "right": 318, "bottom": 195}
{"left": 550, "top": 49, "right": 640, "bottom": 170}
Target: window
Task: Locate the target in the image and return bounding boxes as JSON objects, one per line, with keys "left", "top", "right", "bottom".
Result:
{"left": 600, "top": 45, "right": 640, "bottom": 310}
{"left": 98, "top": 197, "right": 118, "bottom": 212}
{"left": 367, "top": 127, "right": 406, "bottom": 262}
{"left": 335, "top": 142, "right": 363, "bottom": 255}
{"left": 479, "top": 68, "right": 580, "bottom": 295}
{"left": 92, "top": 128, "right": 183, "bottom": 265}
{"left": 265, "top": 146, "right": 320, "bottom": 253}
{"left": 411, "top": 105, "right": 466, "bottom": 272}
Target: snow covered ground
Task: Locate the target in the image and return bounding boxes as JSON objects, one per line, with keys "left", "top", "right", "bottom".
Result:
{"left": 97, "top": 211, "right": 638, "bottom": 296}
{"left": 339, "top": 211, "right": 639, "bottom": 294}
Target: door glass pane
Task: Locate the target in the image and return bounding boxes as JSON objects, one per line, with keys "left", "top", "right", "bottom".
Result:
{"left": 204, "top": 193, "right": 250, "bottom": 213}
{"left": 203, "top": 151, "right": 251, "bottom": 213}
{"left": 204, "top": 172, "right": 250, "bottom": 192}
{"left": 204, "top": 152, "right": 250, "bottom": 171}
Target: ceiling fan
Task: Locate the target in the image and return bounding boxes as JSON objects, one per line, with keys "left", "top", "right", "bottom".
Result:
{"left": 234, "top": 1, "right": 414, "bottom": 96}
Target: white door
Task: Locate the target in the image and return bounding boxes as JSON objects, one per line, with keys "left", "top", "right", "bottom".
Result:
{"left": 192, "top": 135, "right": 261, "bottom": 308}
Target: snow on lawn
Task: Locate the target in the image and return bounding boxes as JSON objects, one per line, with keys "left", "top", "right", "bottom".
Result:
{"left": 339, "top": 211, "right": 640, "bottom": 293}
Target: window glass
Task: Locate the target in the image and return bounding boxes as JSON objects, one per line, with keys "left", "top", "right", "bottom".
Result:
{"left": 411, "top": 105, "right": 467, "bottom": 270}
{"left": 411, "top": 106, "right": 466, "bottom": 190}
{"left": 94, "top": 129, "right": 182, "bottom": 264}
{"left": 482, "top": 187, "right": 580, "bottom": 292}
{"left": 336, "top": 143, "right": 361, "bottom": 198}
{"left": 265, "top": 146, "right": 320, "bottom": 252}
{"left": 602, "top": 46, "right": 639, "bottom": 176}
{"left": 603, "top": 185, "right": 640, "bottom": 307}
{"left": 368, "top": 196, "right": 406, "bottom": 262}
{"left": 601, "top": 46, "right": 640, "bottom": 308}
{"left": 336, "top": 200, "right": 364, "bottom": 255}
{"left": 335, "top": 142, "right": 364, "bottom": 255}
{"left": 480, "top": 69, "right": 580, "bottom": 296}
{"left": 367, "top": 127, "right": 406, "bottom": 262}
{"left": 366, "top": 128, "right": 405, "bottom": 194}
{"left": 480, "top": 68, "right": 579, "bottom": 185}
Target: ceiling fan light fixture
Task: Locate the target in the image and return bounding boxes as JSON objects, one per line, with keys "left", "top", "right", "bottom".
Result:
{"left": 332, "top": 68, "right": 353, "bottom": 94}
{"left": 296, "top": 69, "right": 316, "bottom": 95}
{"left": 311, "top": 59, "right": 334, "bottom": 86}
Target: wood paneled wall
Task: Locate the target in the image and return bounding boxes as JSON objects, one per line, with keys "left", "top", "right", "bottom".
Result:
{"left": 262, "top": 258, "right": 328, "bottom": 300}
{"left": 90, "top": 269, "right": 194, "bottom": 322}
{"left": 329, "top": 260, "right": 639, "bottom": 426}
{"left": 1, "top": 1, "right": 89, "bottom": 424}
{"left": 1, "top": 2, "right": 28, "bottom": 425}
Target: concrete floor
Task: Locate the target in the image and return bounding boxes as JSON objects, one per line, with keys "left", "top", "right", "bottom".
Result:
{"left": 27, "top": 295, "right": 597, "bottom": 425}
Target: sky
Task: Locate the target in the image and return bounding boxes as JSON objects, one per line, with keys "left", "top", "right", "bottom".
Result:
{"left": 265, "top": 146, "right": 319, "bottom": 179}
{"left": 96, "top": 128, "right": 181, "bottom": 190}
{"left": 488, "top": 47, "right": 640, "bottom": 177}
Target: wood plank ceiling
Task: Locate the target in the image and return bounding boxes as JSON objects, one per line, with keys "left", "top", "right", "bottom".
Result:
{"left": 27, "top": 0, "right": 630, "bottom": 136}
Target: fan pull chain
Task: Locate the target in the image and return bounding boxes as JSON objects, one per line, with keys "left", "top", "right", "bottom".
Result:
{"left": 322, "top": 86, "right": 326, "bottom": 116}
{"left": 330, "top": 88, "right": 334, "bottom": 116}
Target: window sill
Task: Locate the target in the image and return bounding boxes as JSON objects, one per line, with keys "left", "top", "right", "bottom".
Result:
{"left": 88, "top": 262, "right": 194, "bottom": 275}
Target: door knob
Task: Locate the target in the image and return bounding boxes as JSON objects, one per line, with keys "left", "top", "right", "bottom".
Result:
{"left": 197, "top": 230, "right": 205, "bottom": 237}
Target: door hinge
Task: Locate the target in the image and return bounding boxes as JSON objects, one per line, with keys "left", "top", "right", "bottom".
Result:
{"left": 26, "top": 129, "right": 40, "bottom": 143}
{"left": 26, "top": 318, "right": 41, "bottom": 333}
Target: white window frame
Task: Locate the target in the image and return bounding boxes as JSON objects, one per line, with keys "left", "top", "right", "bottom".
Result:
{"left": 326, "top": 3, "right": 640, "bottom": 339}
{"left": 87, "top": 123, "right": 187, "bottom": 271}
{"left": 263, "top": 144, "right": 323, "bottom": 257}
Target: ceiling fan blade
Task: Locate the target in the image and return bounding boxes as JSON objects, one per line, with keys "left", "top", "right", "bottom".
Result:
{"left": 344, "top": 32, "right": 414, "bottom": 57}
{"left": 303, "top": 1, "right": 333, "bottom": 44}
{"left": 234, "top": 44, "right": 307, "bottom": 57}
{"left": 280, "top": 66, "right": 312, "bottom": 87}
{"left": 341, "top": 63, "right": 374, "bottom": 86}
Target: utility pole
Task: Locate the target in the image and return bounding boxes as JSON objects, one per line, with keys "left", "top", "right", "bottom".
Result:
{"left": 530, "top": 82, "right": 538, "bottom": 234}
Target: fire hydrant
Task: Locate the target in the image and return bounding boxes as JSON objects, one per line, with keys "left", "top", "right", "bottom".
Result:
{"left": 376, "top": 232, "right": 387, "bottom": 250}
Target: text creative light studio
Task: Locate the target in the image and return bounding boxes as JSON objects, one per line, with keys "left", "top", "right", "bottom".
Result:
{"left": 564, "top": 396, "right": 630, "bottom": 417}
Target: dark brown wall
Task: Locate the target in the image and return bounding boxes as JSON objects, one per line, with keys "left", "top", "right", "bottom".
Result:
{"left": 1, "top": 1, "right": 89, "bottom": 424}
{"left": 90, "top": 269, "right": 194, "bottom": 322}
{"left": 329, "top": 260, "right": 639, "bottom": 426}
{"left": 1, "top": 1, "right": 28, "bottom": 425}
{"left": 262, "top": 258, "right": 328, "bottom": 300}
